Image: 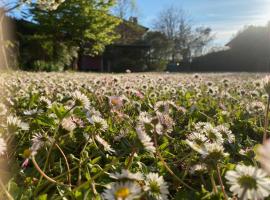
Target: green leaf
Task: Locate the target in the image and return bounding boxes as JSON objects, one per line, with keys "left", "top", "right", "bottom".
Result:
{"left": 51, "top": 104, "right": 68, "bottom": 119}
{"left": 38, "top": 194, "right": 47, "bottom": 200}
{"left": 8, "top": 180, "right": 21, "bottom": 199}
{"left": 159, "top": 142, "right": 169, "bottom": 150}
{"left": 91, "top": 156, "right": 101, "bottom": 165}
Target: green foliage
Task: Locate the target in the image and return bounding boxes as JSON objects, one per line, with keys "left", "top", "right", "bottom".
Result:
{"left": 31, "top": 0, "right": 120, "bottom": 56}
{"left": 106, "top": 46, "right": 149, "bottom": 72}
{"left": 143, "top": 31, "right": 172, "bottom": 71}
{"left": 15, "top": 0, "right": 120, "bottom": 71}
{"left": 0, "top": 72, "right": 269, "bottom": 199}
{"left": 18, "top": 34, "right": 78, "bottom": 71}
{"left": 154, "top": 6, "right": 213, "bottom": 64}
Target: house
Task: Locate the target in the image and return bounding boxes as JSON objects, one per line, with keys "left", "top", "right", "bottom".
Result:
{"left": 190, "top": 23, "right": 270, "bottom": 72}
{"left": 79, "top": 17, "right": 151, "bottom": 72}
{"left": 10, "top": 15, "right": 150, "bottom": 72}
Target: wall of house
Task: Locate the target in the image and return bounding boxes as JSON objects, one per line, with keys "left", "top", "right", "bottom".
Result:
{"left": 80, "top": 55, "right": 103, "bottom": 71}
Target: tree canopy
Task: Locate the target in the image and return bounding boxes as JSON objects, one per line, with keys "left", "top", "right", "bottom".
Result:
{"left": 154, "top": 6, "right": 213, "bottom": 64}
{"left": 191, "top": 23, "right": 270, "bottom": 71}
{"left": 14, "top": 0, "right": 121, "bottom": 71}
{"left": 31, "top": 0, "right": 121, "bottom": 55}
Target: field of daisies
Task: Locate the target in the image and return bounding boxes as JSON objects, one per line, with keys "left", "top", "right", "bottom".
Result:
{"left": 2, "top": 72, "right": 270, "bottom": 199}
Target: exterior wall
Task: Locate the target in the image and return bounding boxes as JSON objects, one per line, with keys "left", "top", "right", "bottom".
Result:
{"left": 80, "top": 55, "right": 103, "bottom": 71}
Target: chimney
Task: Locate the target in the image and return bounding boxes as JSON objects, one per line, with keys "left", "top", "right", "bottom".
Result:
{"left": 129, "top": 17, "right": 138, "bottom": 24}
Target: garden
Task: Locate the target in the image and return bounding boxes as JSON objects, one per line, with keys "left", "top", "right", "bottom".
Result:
{"left": 0, "top": 72, "right": 270, "bottom": 199}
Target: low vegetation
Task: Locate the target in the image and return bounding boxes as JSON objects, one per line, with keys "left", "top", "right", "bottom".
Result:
{"left": 1, "top": 72, "right": 270, "bottom": 199}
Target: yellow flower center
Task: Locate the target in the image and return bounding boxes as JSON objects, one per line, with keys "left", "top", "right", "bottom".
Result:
{"left": 115, "top": 187, "right": 130, "bottom": 199}
{"left": 111, "top": 98, "right": 121, "bottom": 106}
{"left": 238, "top": 175, "right": 257, "bottom": 189}
{"left": 23, "top": 149, "right": 32, "bottom": 158}
{"left": 149, "top": 181, "right": 161, "bottom": 194}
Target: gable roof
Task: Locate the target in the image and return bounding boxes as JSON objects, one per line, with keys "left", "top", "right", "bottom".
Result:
{"left": 226, "top": 25, "right": 268, "bottom": 48}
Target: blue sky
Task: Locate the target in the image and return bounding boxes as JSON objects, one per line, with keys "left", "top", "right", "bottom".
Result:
{"left": 135, "top": 0, "right": 270, "bottom": 46}
{"left": 7, "top": 0, "right": 270, "bottom": 46}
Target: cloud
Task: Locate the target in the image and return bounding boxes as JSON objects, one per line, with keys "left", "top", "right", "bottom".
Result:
{"left": 190, "top": 0, "right": 270, "bottom": 44}
{"left": 138, "top": 0, "right": 270, "bottom": 45}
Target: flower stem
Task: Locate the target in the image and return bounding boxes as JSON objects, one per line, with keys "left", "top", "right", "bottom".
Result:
{"left": 263, "top": 95, "right": 270, "bottom": 143}
{"left": 216, "top": 165, "right": 228, "bottom": 200}
{"left": 125, "top": 147, "right": 136, "bottom": 170}
{"left": 32, "top": 156, "right": 67, "bottom": 187}
{"left": 36, "top": 158, "right": 94, "bottom": 195}
{"left": 153, "top": 132, "right": 197, "bottom": 192}
{"left": 0, "top": 178, "right": 14, "bottom": 200}
{"left": 37, "top": 105, "right": 76, "bottom": 187}
{"left": 55, "top": 143, "right": 71, "bottom": 186}
{"left": 209, "top": 170, "right": 218, "bottom": 194}
{"left": 72, "top": 159, "right": 118, "bottom": 192}
{"left": 199, "top": 174, "right": 207, "bottom": 187}
{"left": 77, "top": 162, "right": 82, "bottom": 186}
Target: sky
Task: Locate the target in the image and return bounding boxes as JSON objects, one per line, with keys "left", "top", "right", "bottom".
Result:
{"left": 5, "top": 0, "right": 270, "bottom": 46}
{"left": 135, "top": 0, "right": 270, "bottom": 46}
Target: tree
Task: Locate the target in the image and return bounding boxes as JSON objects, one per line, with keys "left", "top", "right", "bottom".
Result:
{"left": 154, "top": 6, "right": 182, "bottom": 62}
{"left": 25, "top": 0, "right": 120, "bottom": 70}
{"left": 176, "top": 25, "right": 213, "bottom": 63}
{"left": 112, "top": 0, "right": 137, "bottom": 19}
{"left": 191, "top": 23, "right": 270, "bottom": 72}
{"left": 143, "top": 31, "right": 172, "bottom": 71}
{"left": 0, "top": 0, "right": 65, "bottom": 70}
{"left": 154, "top": 6, "right": 213, "bottom": 65}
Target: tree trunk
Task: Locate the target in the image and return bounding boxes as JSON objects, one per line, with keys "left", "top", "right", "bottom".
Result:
{"left": 77, "top": 46, "right": 84, "bottom": 71}
{"left": 0, "top": 14, "right": 9, "bottom": 70}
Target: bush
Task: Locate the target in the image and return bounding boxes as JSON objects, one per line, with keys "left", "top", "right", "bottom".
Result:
{"left": 32, "top": 60, "right": 63, "bottom": 72}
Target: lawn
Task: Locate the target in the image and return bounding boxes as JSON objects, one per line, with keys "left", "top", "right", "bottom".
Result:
{"left": 0, "top": 72, "right": 270, "bottom": 200}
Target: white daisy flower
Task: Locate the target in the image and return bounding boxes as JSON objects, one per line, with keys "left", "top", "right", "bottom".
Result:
{"left": 138, "top": 112, "right": 153, "bottom": 126}
{"left": 155, "top": 113, "right": 174, "bottom": 135}
{"left": 257, "top": 140, "right": 270, "bottom": 174}
{"left": 102, "top": 181, "right": 142, "bottom": 200}
{"left": 263, "top": 75, "right": 270, "bottom": 95}
{"left": 144, "top": 173, "right": 169, "bottom": 200}
{"left": 136, "top": 126, "right": 156, "bottom": 154}
{"left": 185, "top": 139, "right": 205, "bottom": 154}
{"left": 194, "top": 122, "right": 212, "bottom": 131}
{"left": 72, "top": 90, "right": 90, "bottom": 109}
{"left": 61, "top": 117, "right": 76, "bottom": 132}
{"left": 7, "top": 115, "right": 29, "bottom": 131}
{"left": 225, "top": 165, "right": 270, "bottom": 200}
{"left": 200, "top": 142, "right": 228, "bottom": 159}
{"left": 189, "top": 164, "right": 207, "bottom": 175}
{"left": 20, "top": 122, "right": 30, "bottom": 131}
{"left": 148, "top": 92, "right": 157, "bottom": 99}
{"left": 0, "top": 103, "right": 7, "bottom": 116}
{"left": 247, "top": 101, "right": 265, "bottom": 115}
{"left": 109, "top": 169, "right": 143, "bottom": 181}
{"left": 40, "top": 96, "right": 52, "bottom": 108}
{"left": 30, "top": 133, "right": 53, "bottom": 155}
{"left": 92, "top": 115, "right": 108, "bottom": 132}
{"left": 23, "top": 108, "right": 38, "bottom": 116}
{"left": 95, "top": 135, "right": 115, "bottom": 154}
{"left": 154, "top": 101, "right": 170, "bottom": 114}
{"left": 202, "top": 124, "right": 224, "bottom": 144}
{"left": 215, "top": 125, "right": 235, "bottom": 143}
{"left": 108, "top": 96, "right": 124, "bottom": 110}
{"left": 114, "top": 130, "right": 127, "bottom": 142}
{"left": 0, "top": 138, "right": 7, "bottom": 155}
{"left": 187, "top": 132, "right": 208, "bottom": 145}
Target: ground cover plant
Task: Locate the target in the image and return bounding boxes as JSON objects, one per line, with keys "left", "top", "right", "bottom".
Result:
{"left": 1, "top": 72, "right": 270, "bottom": 199}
